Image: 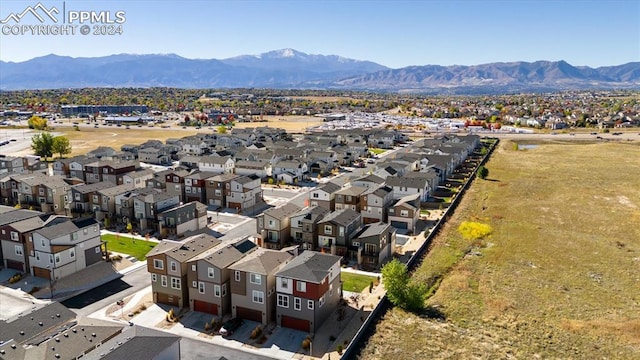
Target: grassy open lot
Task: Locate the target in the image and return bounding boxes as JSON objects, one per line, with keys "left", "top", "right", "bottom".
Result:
{"left": 341, "top": 272, "right": 378, "bottom": 293}
{"left": 102, "top": 234, "right": 157, "bottom": 261}
{"left": 361, "top": 140, "right": 640, "bottom": 359}
{"left": 370, "top": 148, "right": 386, "bottom": 155}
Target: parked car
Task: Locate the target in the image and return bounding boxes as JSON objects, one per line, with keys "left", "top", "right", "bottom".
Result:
{"left": 219, "top": 318, "right": 243, "bottom": 336}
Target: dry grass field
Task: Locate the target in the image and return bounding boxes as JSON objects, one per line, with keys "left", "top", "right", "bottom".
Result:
{"left": 361, "top": 140, "right": 640, "bottom": 359}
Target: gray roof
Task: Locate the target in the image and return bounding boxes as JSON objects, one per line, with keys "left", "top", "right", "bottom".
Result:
{"left": 352, "top": 174, "right": 385, "bottom": 185}
{"left": 72, "top": 181, "right": 117, "bottom": 194}
{"left": 191, "top": 242, "right": 246, "bottom": 268}
{"left": 206, "top": 173, "right": 240, "bottom": 182}
{"left": 262, "top": 202, "right": 302, "bottom": 221}
{"left": 98, "top": 183, "right": 136, "bottom": 196}
{"left": 385, "top": 176, "right": 428, "bottom": 189}
{"left": 276, "top": 251, "right": 341, "bottom": 283}
{"left": 363, "top": 185, "right": 393, "bottom": 197}
{"left": 146, "top": 233, "right": 221, "bottom": 260}
{"left": 228, "top": 248, "right": 293, "bottom": 275}
{"left": 7, "top": 215, "right": 47, "bottom": 233}
{"left": 356, "top": 222, "right": 392, "bottom": 239}
{"left": 314, "top": 182, "right": 341, "bottom": 194}
{"left": 0, "top": 208, "right": 43, "bottom": 226}
{"left": 96, "top": 328, "right": 180, "bottom": 360}
{"left": 335, "top": 185, "right": 367, "bottom": 197}
{"left": 0, "top": 302, "right": 75, "bottom": 345}
{"left": 318, "top": 208, "right": 361, "bottom": 226}
{"left": 393, "top": 193, "right": 420, "bottom": 210}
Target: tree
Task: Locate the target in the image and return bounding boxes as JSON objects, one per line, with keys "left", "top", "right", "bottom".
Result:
{"left": 27, "top": 115, "right": 48, "bottom": 130}
{"left": 458, "top": 221, "right": 493, "bottom": 241}
{"left": 31, "top": 132, "right": 54, "bottom": 160}
{"left": 217, "top": 125, "right": 227, "bottom": 134}
{"left": 381, "top": 259, "right": 427, "bottom": 312}
{"left": 478, "top": 165, "right": 489, "bottom": 180}
{"left": 52, "top": 136, "right": 72, "bottom": 158}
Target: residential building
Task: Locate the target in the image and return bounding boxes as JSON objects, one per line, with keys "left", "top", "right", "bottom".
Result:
{"left": 308, "top": 182, "right": 341, "bottom": 211}
{"left": 388, "top": 193, "right": 421, "bottom": 234}
{"left": 197, "top": 156, "right": 235, "bottom": 174}
{"left": 29, "top": 217, "right": 103, "bottom": 280}
{"left": 257, "top": 203, "right": 302, "bottom": 250}
{"left": 157, "top": 201, "right": 208, "bottom": 239}
{"left": 275, "top": 251, "right": 342, "bottom": 333}
{"left": 0, "top": 212, "right": 47, "bottom": 272}
{"left": 353, "top": 222, "right": 396, "bottom": 270}
{"left": 133, "top": 191, "right": 180, "bottom": 233}
{"left": 360, "top": 185, "right": 394, "bottom": 224}
{"left": 316, "top": 209, "right": 362, "bottom": 258}
{"left": 146, "top": 234, "right": 222, "bottom": 307}
{"left": 226, "top": 174, "right": 262, "bottom": 214}
{"left": 186, "top": 238, "right": 257, "bottom": 316}
{"left": 204, "top": 173, "right": 239, "bottom": 209}
{"left": 228, "top": 248, "right": 295, "bottom": 325}
{"left": 334, "top": 185, "right": 367, "bottom": 212}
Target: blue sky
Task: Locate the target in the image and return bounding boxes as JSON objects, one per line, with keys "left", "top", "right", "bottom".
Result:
{"left": 1, "top": 0, "right": 638, "bottom": 68}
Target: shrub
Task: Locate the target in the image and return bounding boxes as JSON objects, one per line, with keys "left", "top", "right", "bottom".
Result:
{"left": 302, "top": 337, "right": 311, "bottom": 350}
{"left": 458, "top": 221, "right": 493, "bottom": 241}
{"left": 336, "top": 344, "right": 343, "bottom": 354}
{"left": 250, "top": 325, "right": 262, "bottom": 339}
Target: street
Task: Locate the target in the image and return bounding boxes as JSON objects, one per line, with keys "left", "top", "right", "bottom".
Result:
{"left": 62, "top": 265, "right": 150, "bottom": 317}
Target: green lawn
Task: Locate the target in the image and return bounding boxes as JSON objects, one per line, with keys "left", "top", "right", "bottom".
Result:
{"left": 341, "top": 272, "right": 378, "bottom": 293}
{"left": 102, "top": 234, "right": 157, "bottom": 261}
{"left": 370, "top": 148, "right": 386, "bottom": 155}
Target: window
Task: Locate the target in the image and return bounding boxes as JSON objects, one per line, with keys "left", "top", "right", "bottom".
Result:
{"left": 312, "top": 193, "right": 319, "bottom": 198}
{"left": 154, "top": 259, "right": 164, "bottom": 270}
{"left": 70, "top": 249, "right": 75, "bottom": 258}
{"left": 353, "top": 241, "right": 360, "bottom": 247}
{"left": 296, "top": 281, "right": 306, "bottom": 292}
{"left": 400, "top": 209, "right": 409, "bottom": 217}
{"left": 294, "top": 297, "right": 301, "bottom": 311}
{"left": 55, "top": 254, "right": 60, "bottom": 263}
{"left": 280, "top": 278, "right": 288, "bottom": 289}
{"left": 161, "top": 275, "right": 167, "bottom": 287}
{"left": 324, "top": 225, "right": 332, "bottom": 235}
{"left": 95, "top": 246, "right": 101, "bottom": 253}
{"left": 319, "top": 295, "right": 325, "bottom": 307}
{"left": 268, "top": 220, "right": 274, "bottom": 228}
{"left": 234, "top": 270, "right": 241, "bottom": 281}
{"left": 49, "top": 254, "right": 54, "bottom": 264}
{"left": 191, "top": 264, "right": 196, "bottom": 272}
{"left": 198, "top": 281, "right": 205, "bottom": 294}
{"left": 339, "top": 227, "right": 344, "bottom": 236}
{"left": 308, "top": 300, "right": 314, "bottom": 310}
{"left": 15, "top": 245, "right": 23, "bottom": 256}
{"left": 192, "top": 281, "right": 197, "bottom": 288}
{"left": 83, "top": 228, "right": 88, "bottom": 235}
{"left": 36, "top": 252, "right": 40, "bottom": 261}
{"left": 250, "top": 273, "right": 261, "bottom": 285}
{"left": 171, "top": 277, "right": 181, "bottom": 290}
{"left": 330, "top": 283, "right": 334, "bottom": 296}
{"left": 222, "top": 284, "right": 227, "bottom": 297}
{"left": 170, "top": 261, "right": 177, "bottom": 272}
{"left": 214, "top": 284, "right": 221, "bottom": 297}
{"left": 10, "top": 231, "right": 18, "bottom": 241}
{"left": 252, "top": 290, "right": 264, "bottom": 304}
{"left": 151, "top": 273, "right": 157, "bottom": 282}
{"left": 207, "top": 267, "right": 214, "bottom": 278}
{"left": 277, "top": 294, "right": 289, "bottom": 308}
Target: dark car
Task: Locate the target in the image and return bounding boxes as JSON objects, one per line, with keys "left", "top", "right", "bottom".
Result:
{"left": 219, "top": 318, "right": 243, "bottom": 336}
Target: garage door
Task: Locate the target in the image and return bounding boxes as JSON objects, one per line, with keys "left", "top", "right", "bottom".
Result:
{"left": 33, "top": 266, "right": 51, "bottom": 279}
{"left": 236, "top": 306, "right": 262, "bottom": 323}
{"left": 6, "top": 260, "right": 24, "bottom": 272}
{"left": 194, "top": 300, "right": 218, "bottom": 315}
{"left": 390, "top": 221, "right": 408, "bottom": 230}
{"left": 156, "top": 292, "right": 180, "bottom": 306}
{"left": 282, "top": 315, "right": 310, "bottom": 332}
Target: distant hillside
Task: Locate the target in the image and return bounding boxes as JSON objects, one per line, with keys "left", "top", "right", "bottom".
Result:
{"left": 1, "top": 50, "right": 638, "bottom": 93}
{"left": 335, "top": 61, "right": 640, "bottom": 93}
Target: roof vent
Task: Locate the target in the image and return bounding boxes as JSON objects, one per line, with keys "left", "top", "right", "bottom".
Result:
{"left": 56, "top": 313, "right": 60, "bottom": 317}
{"left": 55, "top": 354, "right": 61, "bottom": 358}
{"left": 92, "top": 333, "right": 96, "bottom": 337}
{"left": 38, "top": 322, "right": 43, "bottom": 326}
{"left": 72, "top": 329, "right": 77, "bottom": 333}
{"left": 11, "top": 344, "right": 17, "bottom": 349}
{"left": 63, "top": 333, "right": 68, "bottom": 338}
{"left": 20, "top": 331, "right": 24, "bottom": 335}
{"left": 55, "top": 338, "right": 60, "bottom": 342}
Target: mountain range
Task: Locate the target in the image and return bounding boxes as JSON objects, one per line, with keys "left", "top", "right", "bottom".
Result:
{"left": 1, "top": 49, "right": 638, "bottom": 93}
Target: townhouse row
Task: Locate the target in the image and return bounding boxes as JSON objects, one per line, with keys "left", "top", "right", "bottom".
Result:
{"left": 146, "top": 233, "right": 342, "bottom": 334}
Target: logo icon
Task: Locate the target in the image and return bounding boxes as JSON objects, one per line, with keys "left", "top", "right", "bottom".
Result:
{"left": 0, "top": 2, "right": 59, "bottom": 24}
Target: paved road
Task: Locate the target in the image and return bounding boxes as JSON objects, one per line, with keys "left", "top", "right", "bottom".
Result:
{"left": 62, "top": 266, "right": 150, "bottom": 317}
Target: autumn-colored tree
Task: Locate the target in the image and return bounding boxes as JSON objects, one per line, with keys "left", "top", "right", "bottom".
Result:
{"left": 52, "top": 136, "right": 72, "bottom": 158}
{"left": 27, "top": 115, "right": 48, "bottom": 130}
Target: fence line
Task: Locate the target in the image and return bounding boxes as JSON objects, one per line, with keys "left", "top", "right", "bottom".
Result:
{"left": 341, "top": 138, "right": 499, "bottom": 360}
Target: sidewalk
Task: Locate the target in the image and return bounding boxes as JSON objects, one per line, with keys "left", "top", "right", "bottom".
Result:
{"left": 31, "top": 261, "right": 123, "bottom": 301}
